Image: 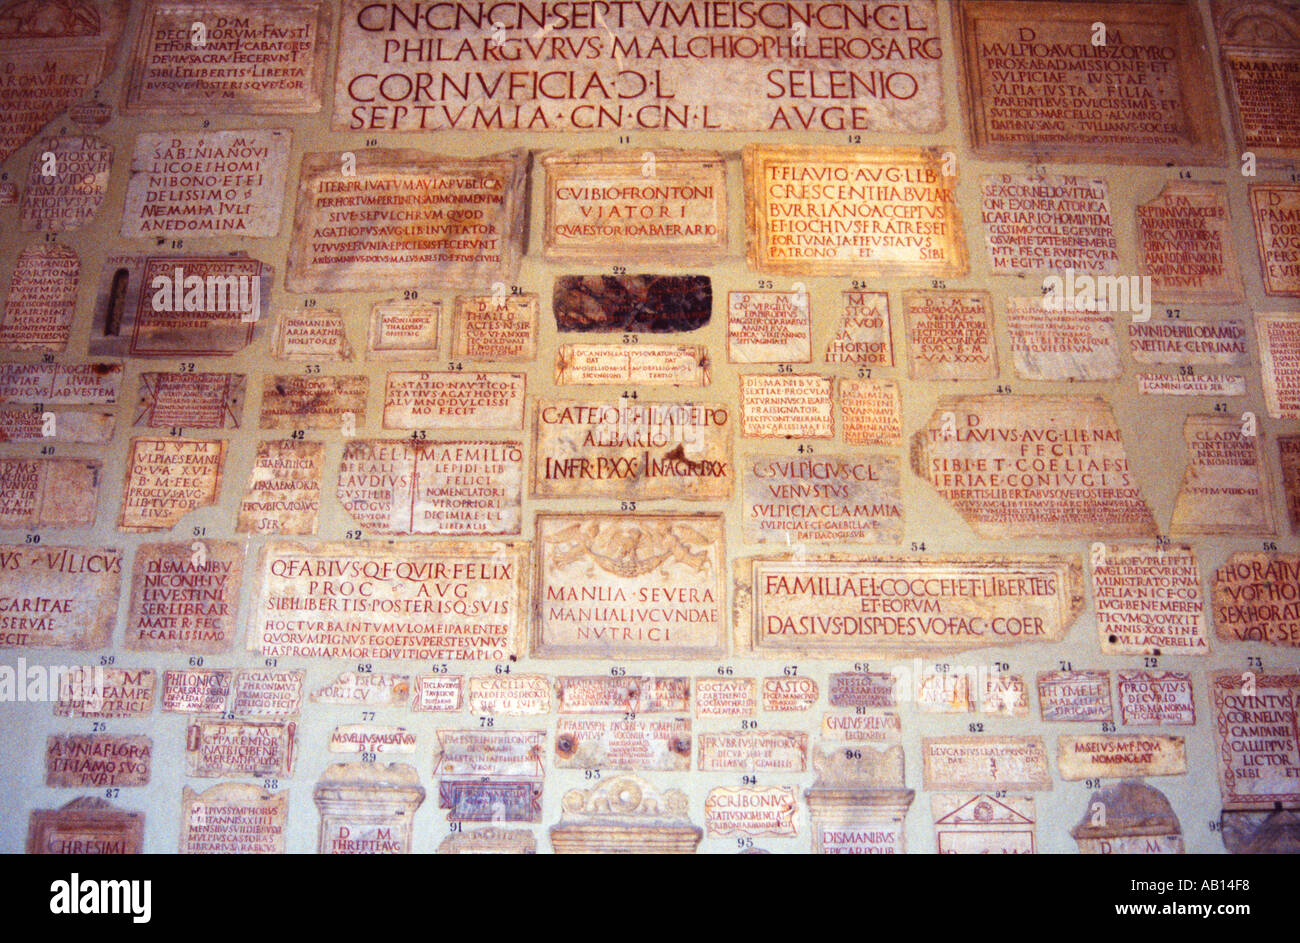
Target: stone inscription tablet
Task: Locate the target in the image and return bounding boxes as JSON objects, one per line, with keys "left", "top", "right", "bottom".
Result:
{"left": 383, "top": 372, "right": 524, "bottom": 430}
{"left": 745, "top": 145, "right": 966, "bottom": 278}
{"left": 1257, "top": 311, "right": 1300, "bottom": 419}
{"left": 1171, "top": 415, "right": 1277, "bottom": 537}
{"left": 1214, "top": 0, "right": 1300, "bottom": 164}
{"left": 922, "top": 736, "right": 1052, "bottom": 791}
{"left": 910, "top": 396, "right": 1156, "bottom": 539}
{"left": 0, "top": 244, "right": 79, "bottom": 352}
{"left": 453, "top": 294, "right": 537, "bottom": 361}
{"left": 728, "top": 290, "right": 812, "bottom": 364}
{"left": 1128, "top": 319, "right": 1249, "bottom": 367}
{"left": 543, "top": 150, "right": 728, "bottom": 262}
{"left": 20, "top": 135, "right": 111, "bottom": 233}
{"left": 980, "top": 174, "right": 1119, "bottom": 274}
{"left": 742, "top": 453, "right": 903, "bottom": 545}
{"left": 1212, "top": 553, "right": 1300, "bottom": 648}
{"left": 236, "top": 440, "right": 323, "bottom": 536}
{"left": 1136, "top": 182, "right": 1243, "bottom": 305}
{"left": 533, "top": 512, "right": 726, "bottom": 660}
{"left": 125, "top": 540, "right": 243, "bottom": 654}
{"left": 953, "top": 0, "right": 1225, "bottom": 165}
{"left": 333, "top": 0, "right": 945, "bottom": 133}
{"left": 119, "top": 437, "right": 226, "bottom": 533}
{"left": 826, "top": 290, "right": 892, "bottom": 366}
{"left": 121, "top": 129, "right": 291, "bottom": 238}
{"left": 739, "top": 374, "right": 834, "bottom": 439}
{"left": 1251, "top": 186, "right": 1300, "bottom": 297}
{"left": 902, "top": 289, "right": 996, "bottom": 381}
{"left": 125, "top": 0, "right": 331, "bottom": 115}
{"left": 250, "top": 541, "right": 530, "bottom": 662}
{"left": 555, "top": 344, "right": 710, "bottom": 387}
{"left": 531, "top": 399, "right": 732, "bottom": 501}
{"left": 134, "top": 372, "right": 245, "bottom": 430}
{"left": 338, "top": 439, "right": 523, "bottom": 536}
{"left": 286, "top": 149, "right": 527, "bottom": 292}
{"left": 259, "top": 375, "right": 367, "bottom": 430}
{"left": 1210, "top": 671, "right": 1300, "bottom": 810}
{"left": 734, "top": 554, "right": 1083, "bottom": 658}
{"left": 1091, "top": 543, "right": 1209, "bottom": 656}
{"left": 0, "top": 546, "right": 121, "bottom": 651}
{"left": 1006, "top": 297, "right": 1120, "bottom": 382}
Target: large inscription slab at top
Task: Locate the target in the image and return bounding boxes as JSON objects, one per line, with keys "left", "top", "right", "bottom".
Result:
{"left": 953, "top": 0, "right": 1224, "bottom": 165}
{"left": 1213, "top": 0, "right": 1300, "bottom": 165}
{"left": 333, "top": 0, "right": 945, "bottom": 133}
{"left": 285, "top": 149, "right": 527, "bottom": 292}
{"left": 745, "top": 145, "right": 966, "bottom": 277}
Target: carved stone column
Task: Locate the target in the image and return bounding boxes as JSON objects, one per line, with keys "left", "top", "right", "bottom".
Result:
{"left": 312, "top": 762, "right": 425, "bottom": 855}
{"left": 803, "top": 746, "right": 914, "bottom": 854}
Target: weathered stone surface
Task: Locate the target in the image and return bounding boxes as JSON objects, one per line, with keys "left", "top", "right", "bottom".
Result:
{"left": 841, "top": 377, "right": 902, "bottom": 446}
{"left": 1092, "top": 543, "right": 1209, "bottom": 656}
{"left": 367, "top": 299, "right": 438, "bottom": 361}
{"left": 382, "top": 371, "right": 524, "bottom": 430}
{"left": 705, "top": 787, "right": 797, "bottom": 839}
{"left": 313, "top": 762, "right": 424, "bottom": 854}
{"left": 555, "top": 676, "right": 690, "bottom": 714}
{"left": 56, "top": 667, "right": 155, "bottom": 718}
{"left": 1117, "top": 671, "right": 1195, "bottom": 726}
{"left": 180, "top": 783, "right": 287, "bottom": 855}
{"left": 1256, "top": 311, "right": 1300, "bottom": 418}
{"left": 286, "top": 149, "right": 527, "bottom": 292}
{"left": 953, "top": 0, "right": 1225, "bottom": 165}
{"left": 1251, "top": 186, "right": 1300, "bottom": 296}
{"left": 1213, "top": 0, "right": 1300, "bottom": 165}
{"left": 825, "top": 291, "right": 893, "bottom": 366}
{"left": 1171, "top": 415, "right": 1277, "bottom": 536}
{"left": 556, "top": 343, "right": 710, "bottom": 387}
{"left": 728, "top": 290, "right": 811, "bottom": 364}
{"left": 932, "top": 794, "right": 1036, "bottom": 854}
{"left": 0, "top": 458, "right": 99, "bottom": 528}
{"left": 550, "top": 776, "right": 701, "bottom": 854}
{"left": 134, "top": 372, "right": 245, "bottom": 430}
{"left": 124, "top": 540, "right": 243, "bottom": 654}
{"left": 259, "top": 375, "right": 367, "bottom": 430}
{"left": 739, "top": 374, "right": 833, "bottom": 439}
{"left": 1128, "top": 319, "right": 1250, "bottom": 366}
{"left": 1137, "top": 182, "right": 1244, "bottom": 304}
{"left": 980, "top": 174, "right": 1119, "bottom": 274}
{"left": 742, "top": 453, "right": 903, "bottom": 545}
{"left": 21, "top": 135, "right": 111, "bottom": 232}
{"left": 697, "top": 731, "right": 807, "bottom": 772}
{"left": 45, "top": 734, "right": 151, "bottom": 788}
{"left": 1211, "top": 671, "right": 1300, "bottom": 810}
{"left": 119, "top": 438, "right": 226, "bottom": 533}
{"left": 235, "top": 440, "right": 323, "bottom": 536}
{"left": 555, "top": 717, "right": 692, "bottom": 771}
{"left": 0, "top": 244, "right": 79, "bottom": 352}
{"left": 1036, "top": 670, "right": 1113, "bottom": 723}
{"left": 0, "top": 545, "right": 121, "bottom": 651}
{"left": 27, "top": 797, "right": 143, "bottom": 855}
{"left": 184, "top": 718, "right": 296, "bottom": 778}
{"left": 734, "top": 553, "right": 1083, "bottom": 657}
{"left": 922, "top": 736, "right": 1052, "bottom": 791}
{"left": 910, "top": 395, "right": 1156, "bottom": 539}
{"left": 452, "top": 294, "right": 537, "bottom": 361}
{"left": 1006, "top": 297, "right": 1120, "bottom": 381}
{"left": 553, "top": 275, "right": 711, "bottom": 333}
{"left": 533, "top": 512, "right": 725, "bottom": 659}
{"left": 1057, "top": 735, "right": 1187, "bottom": 780}
{"left": 1212, "top": 552, "right": 1300, "bottom": 647}
{"left": 902, "top": 289, "right": 997, "bottom": 380}
{"left": 745, "top": 145, "right": 966, "bottom": 277}
{"left": 273, "top": 308, "right": 353, "bottom": 361}
{"left": 1071, "top": 781, "right": 1184, "bottom": 854}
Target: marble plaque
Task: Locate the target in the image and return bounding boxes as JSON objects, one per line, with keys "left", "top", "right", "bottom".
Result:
{"left": 0, "top": 459, "right": 99, "bottom": 529}
{"left": 728, "top": 291, "right": 812, "bottom": 364}
{"left": 556, "top": 343, "right": 710, "bottom": 387}
{"left": 1006, "top": 297, "right": 1120, "bottom": 382}
{"left": 555, "top": 676, "right": 691, "bottom": 715}
{"left": 367, "top": 299, "right": 439, "bottom": 361}
{"left": 313, "top": 672, "right": 409, "bottom": 708}
{"left": 0, "top": 363, "right": 120, "bottom": 405}
{"left": 697, "top": 731, "right": 807, "bottom": 772}
{"left": 56, "top": 667, "right": 156, "bottom": 719}
{"left": 338, "top": 439, "right": 522, "bottom": 536}
{"left": 0, "top": 244, "right": 79, "bottom": 352}
{"left": 0, "top": 0, "right": 126, "bottom": 166}
{"left": 1171, "top": 415, "right": 1277, "bottom": 537}
{"left": 119, "top": 437, "right": 226, "bottom": 533}
{"left": 467, "top": 675, "right": 550, "bottom": 715}
{"left": 739, "top": 374, "right": 833, "bottom": 439}
{"left": 452, "top": 294, "right": 537, "bottom": 362}
{"left": 953, "top": 0, "right": 1224, "bottom": 164}
{"left": 829, "top": 673, "right": 901, "bottom": 708}
{"left": 1071, "top": 781, "right": 1183, "bottom": 855}
{"left": 89, "top": 255, "right": 272, "bottom": 357}
{"left": 1213, "top": 0, "right": 1300, "bottom": 164}
{"left": 1056, "top": 734, "right": 1187, "bottom": 780}
{"left": 433, "top": 729, "right": 545, "bottom": 779}
{"left": 543, "top": 150, "right": 728, "bottom": 262}
{"left": 822, "top": 711, "right": 902, "bottom": 745}
{"left": 0, "top": 408, "right": 113, "bottom": 444}
{"left": 161, "top": 669, "right": 231, "bottom": 714}
{"left": 314, "top": 762, "right": 424, "bottom": 853}
{"left": 734, "top": 554, "right": 1083, "bottom": 657}
{"left": 329, "top": 724, "right": 416, "bottom": 754}
{"left": 134, "top": 372, "right": 245, "bottom": 430}
{"left": 437, "top": 827, "right": 536, "bottom": 855}
{"left": 26, "top": 798, "right": 143, "bottom": 856}
{"left": 531, "top": 399, "right": 732, "bottom": 500}
{"left": 980, "top": 174, "right": 1119, "bottom": 274}
{"left": 921, "top": 736, "right": 1052, "bottom": 791}
{"left": 1137, "top": 182, "right": 1244, "bottom": 304}
{"left": 1137, "top": 373, "right": 1246, "bottom": 397}
{"left": 1256, "top": 311, "right": 1300, "bottom": 418}
{"left": 1036, "top": 670, "right": 1113, "bottom": 723}
{"left": 981, "top": 674, "right": 1030, "bottom": 716}
{"left": 125, "top": 540, "right": 243, "bottom": 654}
{"left": 46, "top": 734, "right": 151, "bottom": 788}
{"left": 250, "top": 540, "right": 530, "bottom": 662}
{"left": 20, "top": 135, "right": 111, "bottom": 232}
{"left": 273, "top": 308, "right": 354, "bottom": 361}
{"left": 553, "top": 275, "right": 711, "bottom": 334}
{"left": 411, "top": 675, "right": 464, "bottom": 712}
{"left": 744, "top": 145, "right": 966, "bottom": 277}
{"left": 910, "top": 396, "right": 1157, "bottom": 539}
{"left": 286, "top": 149, "right": 527, "bottom": 292}
{"left": 231, "top": 669, "right": 304, "bottom": 717}
{"left": 1210, "top": 671, "right": 1300, "bottom": 810}
{"left": 1117, "top": 670, "right": 1195, "bottom": 726}
{"left": 1212, "top": 553, "right": 1300, "bottom": 648}
{"left": 555, "top": 717, "right": 691, "bottom": 771}
{"left": 763, "top": 676, "right": 819, "bottom": 713}
{"left": 695, "top": 678, "right": 756, "bottom": 719}
{"left": 902, "top": 289, "right": 997, "bottom": 380}
{"left": 1091, "top": 543, "right": 1209, "bottom": 656}
{"left": 841, "top": 377, "right": 903, "bottom": 446}
{"left": 121, "top": 129, "right": 290, "bottom": 238}
{"left": 235, "top": 440, "right": 323, "bottom": 536}
{"left": 333, "top": 0, "right": 945, "bottom": 134}
{"left": 742, "top": 453, "right": 903, "bottom": 544}
{"left": 705, "top": 787, "right": 798, "bottom": 839}
{"left": 1252, "top": 185, "right": 1300, "bottom": 296}
{"left": 826, "top": 291, "right": 893, "bottom": 366}
{"left": 184, "top": 718, "right": 296, "bottom": 778}
{"left": 0, "top": 545, "right": 121, "bottom": 651}
{"left": 1128, "top": 319, "right": 1250, "bottom": 367}
{"left": 179, "top": 784, "right": 287, "bottom": 855}
{"left": 382, "top": 371, "right": 524, "bottom": 430}
{"left": 932, "top": 794, "right": 1036, "bottom": 854}
{"left": 125, "top": 0, "right": 330, "bottom": 114}
{"left": 533, "top": 512, "right": 726, "bottom": 659}
{"left": 259, "top": 375, "right": 367, "bottom": 430}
